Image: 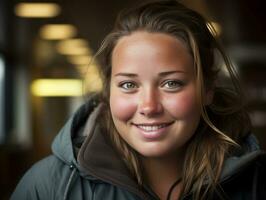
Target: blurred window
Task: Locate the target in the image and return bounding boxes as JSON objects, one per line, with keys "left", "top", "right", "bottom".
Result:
{"left": 0, "top": 54, "right": 5, "bottom": 144}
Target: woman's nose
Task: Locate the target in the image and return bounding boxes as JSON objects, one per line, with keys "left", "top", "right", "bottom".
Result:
{"left": 139, "top": 90, "right": 163, "bottom": 117}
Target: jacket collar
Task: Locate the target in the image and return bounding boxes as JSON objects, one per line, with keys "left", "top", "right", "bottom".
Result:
{"left": 220, "top": 134, "right": 265, "bottom": 183}
{"left": 77, "top": 102, "right": 150, "bottom": 199}
{"left": 51, "top": 94, "right": 102, "bottom": 169}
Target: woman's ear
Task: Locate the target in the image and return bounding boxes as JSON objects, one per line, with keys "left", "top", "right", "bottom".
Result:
{"left": 204, "top": 89, "right": 214, "bottom": 106}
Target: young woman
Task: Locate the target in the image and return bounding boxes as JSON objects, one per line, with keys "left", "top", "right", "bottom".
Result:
{"left": 12, "top": 1, "right": 266, "bottom": 199}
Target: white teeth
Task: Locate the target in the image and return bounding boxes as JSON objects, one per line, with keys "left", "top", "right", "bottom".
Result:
{"left": 137, "top": 124, "right": 166, "bottom": 131}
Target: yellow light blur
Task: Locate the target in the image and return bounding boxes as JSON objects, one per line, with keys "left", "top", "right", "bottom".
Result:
{"left": 76, "top": 65, "right": 89, "bottom": 74}
{"left": 56, "top": 39, "right": 90, "bottom": 55}
{"left": 15, "top": 3, "right": 61, "bottom": 18}
{"left": 207, "top": 22, "right": 222, "bottom": 37}
{"left": 58, "top": 39, "right": 88, "bottom": 47}
{"left": 68, "top": 55, "right": 92, "bottom": 65}
{"left": 76, "top": 64, "right": 96, "bottom": 74}
{"left": 31, "top": 79, "right": 83, "bottom": 97}
{"left": 86, "top": 74, "right": 102, "bottom": 92}
{"left": 83, "top": 65, "right": 103, "bottom": 92}
{"left": 40, "top": 24, "right": 77, "bottom": 40}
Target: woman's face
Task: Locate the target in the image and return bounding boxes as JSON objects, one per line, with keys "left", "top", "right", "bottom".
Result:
{"left": 110, "top": 31, "right": 202, "bottom": 158}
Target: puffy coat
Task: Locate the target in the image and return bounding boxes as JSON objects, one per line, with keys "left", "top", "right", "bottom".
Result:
{"left": 11, "top": 97, "right": 266, "bottom": 200}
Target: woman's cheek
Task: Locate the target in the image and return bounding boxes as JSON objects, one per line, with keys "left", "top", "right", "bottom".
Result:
{"left": 110, "top": 94, "right": 138, "bottom": 121}
{"left": 163, "top": 91, "right": 198, "bottom": 117}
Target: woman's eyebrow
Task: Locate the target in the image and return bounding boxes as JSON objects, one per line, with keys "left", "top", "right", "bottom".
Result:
{"left": 114, "top": 73, "right": 138, "bottom": 77}
{"left": 114, "top": 70, "right": 185, "bottom": 77}
{"left": 159, "top": 70, "right": 186, "bottom": 76}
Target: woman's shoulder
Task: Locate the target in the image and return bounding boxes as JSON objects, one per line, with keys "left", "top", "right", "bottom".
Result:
{"left": 226, "top": 150, "right": 266, "bottom": 181}
{"left": 220, "top": 151, "right": 266, "bottom": 199}
{"left": 256, "top": 152, "right": 266, "bottom": 199}
{"left": 22, "top": 154, "right": 70, "bottom": 179}
{"left": 11, "top": 155, "right": 72, "bottom": 200}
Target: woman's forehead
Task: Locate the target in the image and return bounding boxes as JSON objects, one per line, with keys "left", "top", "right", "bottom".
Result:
{"left": 111, "top": 31, "right": 194, "bottom": 75}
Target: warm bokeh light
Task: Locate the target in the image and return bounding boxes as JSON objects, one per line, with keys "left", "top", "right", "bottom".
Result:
{"left": 14, "top": 3, "right": 61, "bottom": 18}
{"left": 58, "top": 39, "right": 88, "bottom": 47}
{"left": 207, "top": 21, "right": 222, "bottom": 37}
{"left": 68, "top": 55, "right": 92, "bottom": 65}
{"left": 56, "top": 39, "right": 91, "bottom": 55}
{"left": 83, "top": 64, "right": 103, "bottom": 92}
{"left": 40, "top": 24, "right": 77, "bottom": 40}
{"left": 31, "top": 79, "right": 83, "bottom": 97}
{"left": 76, "top": 65, "right": 89, "bottom": 74}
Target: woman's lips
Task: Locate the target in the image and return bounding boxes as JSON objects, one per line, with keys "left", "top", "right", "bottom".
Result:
{"left": 132, "top": 122, "right": 174, "bottom": 139}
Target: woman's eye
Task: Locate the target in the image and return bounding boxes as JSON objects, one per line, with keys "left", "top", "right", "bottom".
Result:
{"left": 162, "top": 80, "right": 183, "bottom": 90}
{"left": 119, "top": 82, "right": 137, "bottom": 90}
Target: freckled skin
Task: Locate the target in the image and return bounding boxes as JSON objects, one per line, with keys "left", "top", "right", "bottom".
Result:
{"left": 110, "top": 31, "right": 202, "bottom": 158}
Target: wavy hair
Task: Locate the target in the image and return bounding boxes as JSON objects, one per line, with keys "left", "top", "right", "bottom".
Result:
{"left": 95, "top": 0, "right": 251, "bottom": 199}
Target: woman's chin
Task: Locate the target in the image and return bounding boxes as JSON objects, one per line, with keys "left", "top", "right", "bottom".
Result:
{"left": 136, "top": 145, "right": 172, "bottom": 159}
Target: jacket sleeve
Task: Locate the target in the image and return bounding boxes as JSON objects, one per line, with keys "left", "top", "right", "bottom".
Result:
{"left": 11, "top": 167, "right": 42, "bottom": 200}
{"left": 10, "top": 155, "right": 60, "bottom": 200}
{"left": 258, "top": 154, "right": 266, "bottom": 199}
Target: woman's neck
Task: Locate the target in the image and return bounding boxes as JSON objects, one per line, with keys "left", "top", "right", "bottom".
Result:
{"left": 141, "top": 152, "right": 185, "bottom": 200}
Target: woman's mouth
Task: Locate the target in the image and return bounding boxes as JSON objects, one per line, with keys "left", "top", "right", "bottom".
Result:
{"left": 132, "top": 122, "right": 174, "bottom": 139}
{"left": 136, "top": 123, "right": 172, "bottom": 131}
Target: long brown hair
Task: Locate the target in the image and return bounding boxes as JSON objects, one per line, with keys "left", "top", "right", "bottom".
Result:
{"left": 94, "top": 1, "right": 251, "bottom": 199}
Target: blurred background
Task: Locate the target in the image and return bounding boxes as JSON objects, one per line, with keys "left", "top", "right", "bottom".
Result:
{"left": 0, "top": 0, "right": 265, "bottom": 199}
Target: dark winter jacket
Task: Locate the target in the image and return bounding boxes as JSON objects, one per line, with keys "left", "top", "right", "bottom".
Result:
{"left": 11, "top": 96, "right": 266, "bottom": 200}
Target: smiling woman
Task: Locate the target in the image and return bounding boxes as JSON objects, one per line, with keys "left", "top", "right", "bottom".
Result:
{"left": 110, "top": 32, "right": 200, "bottom": 161}
{"left": 11, "top": 1, "right": 266, "bottom": 200}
